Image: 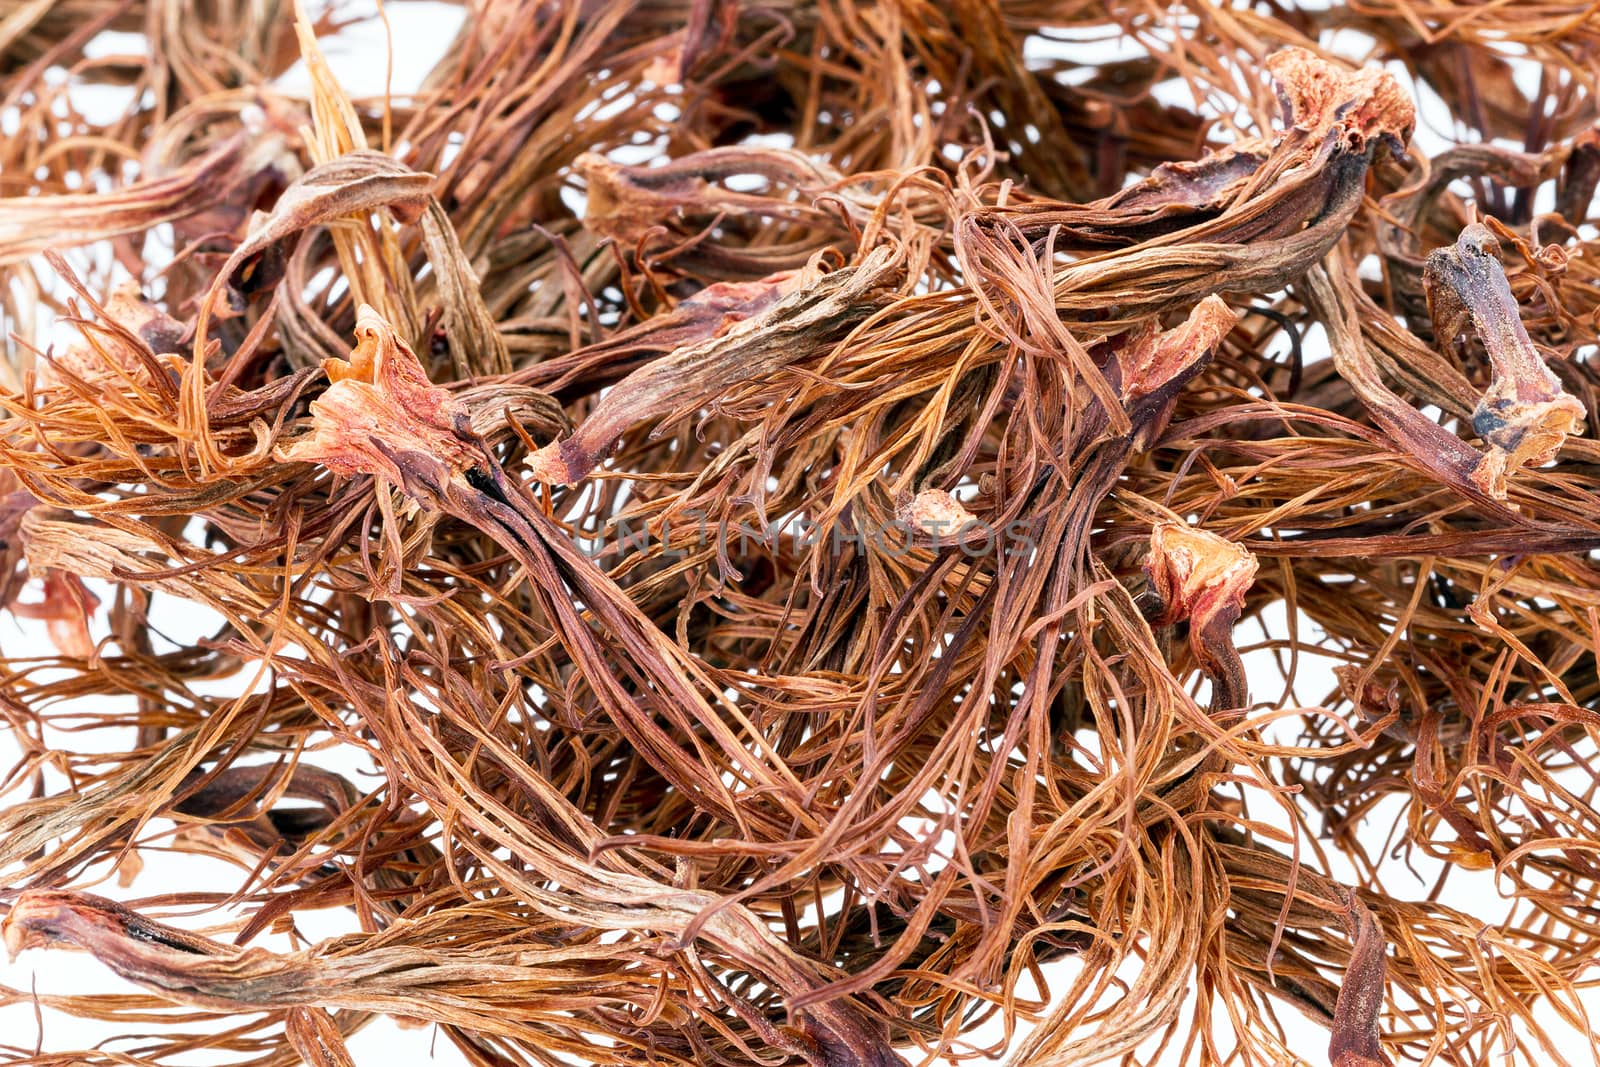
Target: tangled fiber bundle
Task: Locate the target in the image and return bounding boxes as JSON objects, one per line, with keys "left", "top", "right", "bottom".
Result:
{"left": 4, "top": 0, "right": 1600, "bottom": 1064}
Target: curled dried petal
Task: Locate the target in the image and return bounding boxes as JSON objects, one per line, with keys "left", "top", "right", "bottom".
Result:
{"left": 527, "top": 246, "right": 903, "bottom": 485}
{"left": 5, "top": 891, "right": 229, "bottom": 968}
{"left": 576, "top": 147, "right": 850, "bottom": 251}
{"left": 1116, "top": 294, "right": 1240, "bottom": 406}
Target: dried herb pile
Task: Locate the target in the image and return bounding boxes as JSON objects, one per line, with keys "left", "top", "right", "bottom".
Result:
{"left": 3, "top": 1, "right": 1600, "bottom": 1065}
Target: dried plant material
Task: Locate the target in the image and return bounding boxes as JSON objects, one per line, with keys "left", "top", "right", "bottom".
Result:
{"left": 3, "top": 3, "right": 1600, "bottom": 1067}
{"left": 0, "top": 139, "right": 260, "bottom": 265}
{"left": 1144, "top": 520, "right": 1259, "bottom": 711}
{"left": 41, "top": 281, "right": 185, "bottom": 388}
{"left": 1264, "top": 48, "right": 1415, "bottom": 157}
{"left": 286, "top": 1007, "right": 360, "bottom": 1067}
{"left": 8, "top": 568, "right": 98, "bottom": 658}
{"left": 1328, "top": 894, "right": 1395, "bottom": 1067}
{"left": 1423, "top": 223, "right": 1587, "bottom": 498}
{"left": 895, "top": 488, "right": 977, "bottom": 536}
{"left": 575, "top": 148, "right": 862, "bottom": 273}
{"left": 525, "top": 245, "right": 903, "bottom": 484}
{"left": 1115, "top": 294, "right": 1240, "bottom": 430}
{"left": 277, "top": 305, "right": 479, "bottom": 486}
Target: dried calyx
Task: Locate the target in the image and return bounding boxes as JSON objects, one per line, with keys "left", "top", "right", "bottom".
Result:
{"left": 277, "top": 304, "right": 485, "bottom": 497}
{"left": 1143, "top": 520, "right": 1259, "bottom": 713}
{"left": 1423, "top": 223, "right": 1587, "bottom": 499}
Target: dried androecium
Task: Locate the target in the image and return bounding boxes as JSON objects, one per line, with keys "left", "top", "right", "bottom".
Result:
{"left": 4, "top": 3, "right": 1600, "bottom": 1067}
